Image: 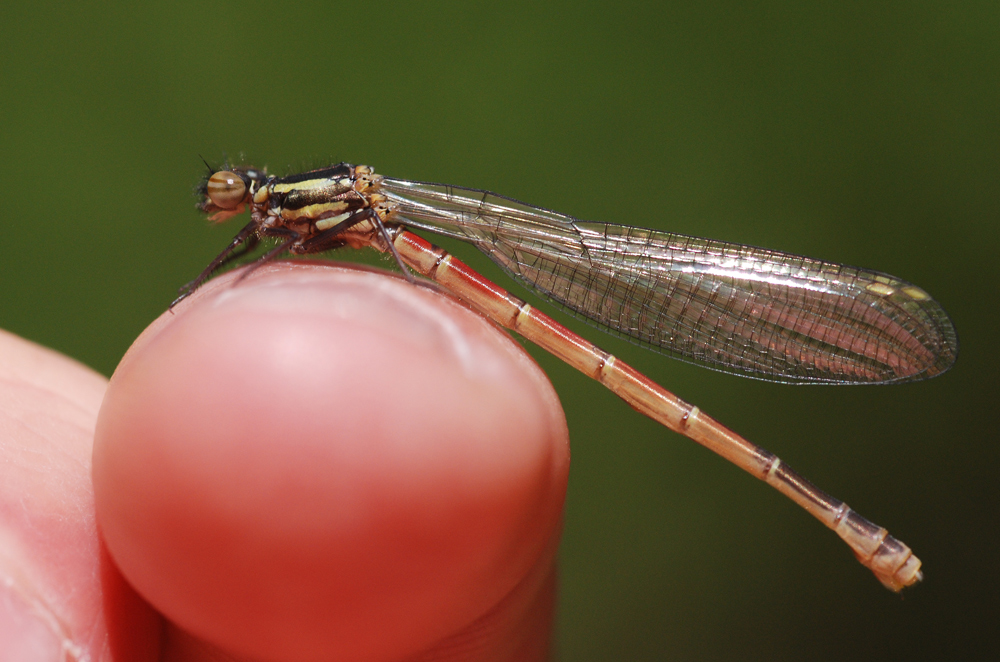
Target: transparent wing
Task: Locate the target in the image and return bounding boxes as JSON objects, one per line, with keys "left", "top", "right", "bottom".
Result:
{"left": 380, "top": 177, "right": 958, "bottom": 384}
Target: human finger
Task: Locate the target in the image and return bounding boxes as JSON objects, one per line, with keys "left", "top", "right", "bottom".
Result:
{"left": 94, "top": 263, "right": 570, "bottom": 662}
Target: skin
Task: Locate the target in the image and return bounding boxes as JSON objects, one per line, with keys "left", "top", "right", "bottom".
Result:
{"left": 0, "top": 263, "right": 570, "bottom": 662}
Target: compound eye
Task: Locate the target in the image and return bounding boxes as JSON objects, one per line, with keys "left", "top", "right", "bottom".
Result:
{"left": 206, "top": 171, "right": 247, "bottom": 209}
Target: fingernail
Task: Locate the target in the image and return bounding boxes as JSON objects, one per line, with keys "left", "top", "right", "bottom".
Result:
{"left": 0, "top": 582, "right": 70, "bottom": 661}
{"left": 208, "top": 268, "right": 519, "bottom": 379}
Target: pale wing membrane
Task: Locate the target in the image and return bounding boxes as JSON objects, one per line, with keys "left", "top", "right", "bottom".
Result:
{"left": 380, "top": 178, "right": 957, "bottom": 384}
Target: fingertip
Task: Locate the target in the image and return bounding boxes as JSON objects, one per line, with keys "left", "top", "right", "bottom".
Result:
{"left": 94, "top": 264, "right": 569, "bottom": 661}
{"left": 0, "top": 330, "right": 160, "bottom": 662}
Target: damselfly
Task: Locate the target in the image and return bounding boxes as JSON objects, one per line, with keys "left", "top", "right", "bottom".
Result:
{"left": 178, "top": 162, "right": 957, "bottom": 591}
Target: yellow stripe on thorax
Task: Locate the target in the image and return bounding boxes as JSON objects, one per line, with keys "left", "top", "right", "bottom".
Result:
{"left": 282, "top": 200, "right": 350, "bottom": 222}
{"left": 271, "top": 176, "right": 353, "bottom": 195}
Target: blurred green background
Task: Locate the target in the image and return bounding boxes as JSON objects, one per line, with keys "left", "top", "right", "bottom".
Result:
{"left": 1, "top": 1, "right": 996, "bottom": 659}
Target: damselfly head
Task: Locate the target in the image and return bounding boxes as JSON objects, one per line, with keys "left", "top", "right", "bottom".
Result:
{"left": 197, "top": 166, "right": 269, "bottom": 222}
{"left": 206, "top": 171, "right": 246, "bottom": 209}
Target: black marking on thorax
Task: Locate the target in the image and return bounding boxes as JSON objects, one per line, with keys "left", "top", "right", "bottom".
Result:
{"left": 279, "top": 186, "right": 362, "bottom": 212}
{"left": 264, "top": 164, "right": 369, "bottom": 223}
{"left": 273, "top": 163, "right": 354, "bottom": 185}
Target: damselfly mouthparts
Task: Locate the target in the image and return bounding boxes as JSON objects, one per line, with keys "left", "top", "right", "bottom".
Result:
{"left": 179, "top": 162, "right": 957, "bottom": 591}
